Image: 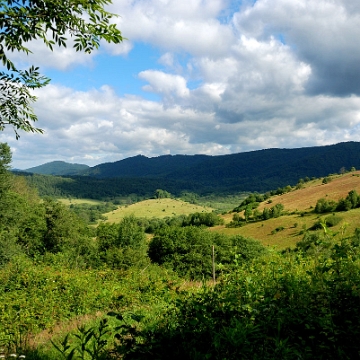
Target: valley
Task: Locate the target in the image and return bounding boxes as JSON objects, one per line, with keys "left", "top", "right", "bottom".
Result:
{"left": 2, "top": 143, "right": 360, "bottom": 359}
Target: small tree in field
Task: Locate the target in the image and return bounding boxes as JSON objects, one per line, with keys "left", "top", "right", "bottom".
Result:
{"left": 154, "top": 189, "right": 171, "bottom": 199}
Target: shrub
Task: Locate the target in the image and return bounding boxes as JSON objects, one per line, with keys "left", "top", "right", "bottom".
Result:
{"left": 324, "top": 214, "right": 342, "bottom": 227}
{"left": 182, "top": 212, "right": 224, "bottom": 227}
{"left": 336, "top": 198, "right": 352, "bottom": 212}
{"left": 271, "top": 226, "right": 285, "bottom": 235}
{"left": 315, "top": 198, "right": 337, "bottom": 213}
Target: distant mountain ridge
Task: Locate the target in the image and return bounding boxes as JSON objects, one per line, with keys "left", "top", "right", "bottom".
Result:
{"left": 21, "top": 142, "right": 360, "bottom": 194}
{"left": 82, "top": 142, "right": 360, "bottom": 190}
{"left": 24, "top": 161, "right": 89, "bottom": 176}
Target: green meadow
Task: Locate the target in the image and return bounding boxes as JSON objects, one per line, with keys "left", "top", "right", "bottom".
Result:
{"left": 102, "top": 198, "right": 213, "bottom": 222}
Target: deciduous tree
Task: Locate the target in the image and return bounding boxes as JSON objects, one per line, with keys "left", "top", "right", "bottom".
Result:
{"left": 0, "top": 0, "right": 123, "bottom": 138}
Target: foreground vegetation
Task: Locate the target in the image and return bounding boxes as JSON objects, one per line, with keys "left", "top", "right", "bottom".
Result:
{"left": 2, "top": 143, "right": 360, "bottom": 359}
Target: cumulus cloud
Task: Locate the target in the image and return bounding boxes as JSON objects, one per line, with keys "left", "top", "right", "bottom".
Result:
{"left": 108, "top": 0, "right": 234, "bottom": 57}
{"left": 139, "top": 70, "right": 190, "bottom": 102}
{"left": 233, "top": 0, "right": 360, "bottom": 96}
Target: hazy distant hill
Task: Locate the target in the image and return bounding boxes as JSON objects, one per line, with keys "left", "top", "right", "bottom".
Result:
{"left": 24, "top": 161, "right": 89, "bottom": 176}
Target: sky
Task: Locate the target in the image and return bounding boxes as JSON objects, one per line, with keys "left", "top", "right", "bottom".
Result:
{"left": 2, "top": 0, "right": 360, "bottom": 169}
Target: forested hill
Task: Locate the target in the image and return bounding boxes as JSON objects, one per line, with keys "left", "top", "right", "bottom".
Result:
{"left": 18, "top": 142, "right": 360, "bottom": 198}
{"left": 81, "top": 154, "right": 209, "bottom": 177}
{"left": 24, "top": 161, "right": 89, "bottom": 176}
{"left": 83, "top": 141, "right": 360, "bottom": 187}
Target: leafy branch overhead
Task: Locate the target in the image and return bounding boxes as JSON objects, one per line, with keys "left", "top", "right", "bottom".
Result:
{"left": 0, "top": 0, "right": 123, "bottom": 138}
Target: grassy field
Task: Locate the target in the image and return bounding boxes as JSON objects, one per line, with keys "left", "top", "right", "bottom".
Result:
{"left": 58, "top": 198, "right": 105, "bottom": 206}
{"left": 212, "top": 210, "right": 360, "bottom": 249}
{"left": 210, "top": 171, "right": 360, "bottom": 249}
{"left": 102, "top": 198, "right": 214, "bottom": 222}
{"left": 258, "top": 171, "right": 360, "bottom": 212}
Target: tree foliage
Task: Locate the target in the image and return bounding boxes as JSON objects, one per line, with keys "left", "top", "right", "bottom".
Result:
{"left": 148, "top": 226, "right": 267, "bottom": 279}
{"left": 0, "top": 0, "right": 123, "bottom": 138}
{"left": 96, "top": 216, "right": 149, "bottom": 269}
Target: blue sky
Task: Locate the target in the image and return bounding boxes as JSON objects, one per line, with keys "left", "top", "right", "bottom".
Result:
{"left": 3, "top": 0, "right": 360, "bottom": 169}
{"left": 45, "top": 43, "right": 163, "bottom": 101}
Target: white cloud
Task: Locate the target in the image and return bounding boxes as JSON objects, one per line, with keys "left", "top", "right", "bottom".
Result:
{"left": 139, "top": 70, "right": 190, "bottom": 100}
{"left": 233, "top": 0, "right": 360, "bottom": 95}
{"left": 107, "top": 0, "right": 234, "bottom": 57}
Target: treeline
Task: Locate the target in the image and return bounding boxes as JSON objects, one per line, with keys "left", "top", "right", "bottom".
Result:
{"left": 96, "top": 219, "right": 264, "bottom": 279}
{"left": 17, "top": 171, "right": 193, "bottom": 200}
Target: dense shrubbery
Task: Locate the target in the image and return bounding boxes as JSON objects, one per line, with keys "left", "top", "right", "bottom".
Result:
{"left": 141, "top": 211, "right": 224, "bottom": 234}
{"left": 232, "top": 190, "right": 285, "bottom": 223}
{"left": 181, "top": 212, "right": 224, "bottom": 227}
{"left": 69, "top": 202, "right": 117, "bottom": 223}
{"left": 109, "top": 231, "right": 360, "bottom": 359}
{"left": 96, "top": 216, "right": 149, "bottom": 269}
{"left": 148, "top": 226, "right": 267, "bottom": 279}
{"left": 315, "top": 198, "right": 337, "bottom": 213}
{"left": 309, "top": 214, "right": 343, "bottom": 231}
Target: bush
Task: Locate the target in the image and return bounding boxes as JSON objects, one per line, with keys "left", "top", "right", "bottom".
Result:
{"left": 324, "top": 214, "right": 342, "bottom": 227}
{"left": 182, "top": 212, "right": 224, "bottom": 227}
{"left": 315, "top": 198, "right": 337, "bottom": 213}
{"left": 271, "top": 226, "right": 285, "bottom": 234}
{"left": 336, "top": 198, "right": 353, "bottom": 212}
{"left": 97, "top": 216, "right": 148, "bottom": 269}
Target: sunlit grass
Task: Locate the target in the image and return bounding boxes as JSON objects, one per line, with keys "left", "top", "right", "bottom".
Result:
{"left": 57, "top": 198, "right": 105, "bottom": 206}
{"left": 102, "top": 198, "right": 214, "bottom": 223}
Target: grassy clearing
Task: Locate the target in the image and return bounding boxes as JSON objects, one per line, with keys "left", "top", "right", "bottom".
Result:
{"left": 194, "top": 193, "right": 249, "bottom": 213}
{"left": 211, "top": 214, "right": 310, "bottom": 249}
{"left": 57, "top": 198, "right": 105, "bottom": 206}
{"left": 102, "top": 198, "right": 214, "bottom": 223}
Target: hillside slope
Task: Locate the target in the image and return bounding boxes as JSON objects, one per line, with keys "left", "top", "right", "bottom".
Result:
{"left": 213, "top": 170, "right": 360, "bottom": 249}
{"left": 259, "top": 171, "right": 360, "bottom": 212}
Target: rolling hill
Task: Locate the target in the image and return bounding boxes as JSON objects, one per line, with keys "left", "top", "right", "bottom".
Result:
{"left": 24, "top": 161, "right": 89, "bottom": 176}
